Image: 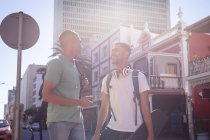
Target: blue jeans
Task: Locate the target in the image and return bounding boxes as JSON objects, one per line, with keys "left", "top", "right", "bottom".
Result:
{"left": 48, "top": 122, "right": 86, "bottom": 140}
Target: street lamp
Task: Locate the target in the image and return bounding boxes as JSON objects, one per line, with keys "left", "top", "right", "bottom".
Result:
{"left": 0, "top": 82, "right": 5, "bottom": 85}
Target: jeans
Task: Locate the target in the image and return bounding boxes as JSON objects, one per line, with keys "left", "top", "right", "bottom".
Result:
{"left": 100, "top": 127, "right": 133, "bottom": 140}
{"left": 48, "top": 122, "right": 86, "bottom": 140}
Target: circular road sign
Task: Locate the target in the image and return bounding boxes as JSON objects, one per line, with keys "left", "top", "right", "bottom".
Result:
{"left": 0, "top": 11, "right": 39, "bottom": 50}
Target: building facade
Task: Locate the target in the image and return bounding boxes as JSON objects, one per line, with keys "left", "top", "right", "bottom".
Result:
{"left": 20, "top": 64, "right": 45, "bottom": 110}
{"left": 54, "top": 0, "right": 170, "bottom": 56}
{"left": 4, "top": 87, "right": 16, "bottom": 124}
{"left": 91, "top": 25, "right": 153, "bottom": 101}
{"left": 185, "top": 16, "right": 210, "bottom": 139}
{"left": 32, "top": 68, "right": 46, "bottom": 108}
{"left": 91, "top": 9, "right": 192, "bottom": 139}
{"left": 4, "top": 104, "right": 8, "bottom": 119}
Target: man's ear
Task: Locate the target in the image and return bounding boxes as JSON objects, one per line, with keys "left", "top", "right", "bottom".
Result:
{"left": 123, "top": 51, "right": 130, "bottom": 59}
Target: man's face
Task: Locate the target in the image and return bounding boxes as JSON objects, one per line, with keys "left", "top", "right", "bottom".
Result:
{"left": 72, "top": 37, "right": 82, "bottom": 56}
{"left": 65, "top": 36, "right": 82, "bottom": 57}
{"left": 111, "top": 45, "right": 127, "bottom": 65}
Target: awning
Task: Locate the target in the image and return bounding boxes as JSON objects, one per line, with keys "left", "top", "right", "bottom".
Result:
{"left": 148, "top": 89, "right": 185, "bottom": 95}
{"left": 185, "top": 16, "right": 210, "bottom": 33}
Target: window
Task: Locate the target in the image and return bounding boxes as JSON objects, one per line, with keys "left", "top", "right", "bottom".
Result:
{"left": 33, "top": 98, "right": 36, "bottom": 103}
{"left": 33, "top": 90, "right": 36, "bottom": 96}
{"left": 102, "top": 45, "right": 108, "bottom": 57}
{"left": 94, "top": 71, "right": 98, "bottom": 82}
{"left": 94, "top": 52, "right": 99, "bottom": 63}
{"left": 33, "top": 83, "right": 36, "bottom": 89}
{"left": 167, "top": 63, "right": 177, "bottom": 75}
{"left": 102, "top": 66, "right": 109, "bottom": 75}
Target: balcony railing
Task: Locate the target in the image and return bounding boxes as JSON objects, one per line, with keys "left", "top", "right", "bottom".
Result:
{"left": 189, "top": 55, "right": 210, "bottom": 76}
{"left": 150, "top": 75, "right": 183, "bottom": 89}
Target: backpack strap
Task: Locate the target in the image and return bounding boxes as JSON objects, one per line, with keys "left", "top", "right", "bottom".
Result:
{"left": 132, "top": 69, "right": 142, "bottom": 126}
{"left": 132, "top": 70, "right": 140, "bottom": 99}
{"left": 106, "top": 72, "right": 117, "bottom": 121}
{"left": 106, "top": 73, "right": 113, "bottom": 95}
{"left": 106, "top": 70, "right": 143, "bottom": 125}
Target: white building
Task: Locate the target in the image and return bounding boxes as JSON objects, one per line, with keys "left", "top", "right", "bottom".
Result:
{"left": 8, "top": 87, "right": 16, "bottom": 106}
{"left": 20, "top": 64, "right": 45, "bottom": 110}
{"left": 53, "top": 0, "right": 170, "bottom": 56}
{"left": 4, "top": 104, "right": 8, "bottom": 119}
{"left": 32, "top": 68, "right": 46, "bottom": 107}
{"left": 4, "top": 87, "right": 16, "bottom": 121}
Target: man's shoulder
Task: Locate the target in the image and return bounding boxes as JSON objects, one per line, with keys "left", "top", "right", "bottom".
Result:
{"left": 47, "top": 56, "right": 62, "bottom": 66}
{"left": 101, "top": 71, "right": 114, "bottom": 84}
{"left": 131, "top": 69, "right": 146, "bottom": 77}
{"left": 103, "top": 73, "right": 109, "bottom": 81}
{"left": 104, "top": 71, "right": 114, "bottom": 79}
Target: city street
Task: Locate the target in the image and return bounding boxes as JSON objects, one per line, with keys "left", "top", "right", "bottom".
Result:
{"left": 22, "top": 129, "right": 93, "bottom": 140}
{"left": 22, "top": 129, "right": 189, "bottom": 140}
{"left": 1, "top": 1, "right": 210, "bottom": 140}
{"left": 22, "top": 129, "right": 49, "bottom": 140}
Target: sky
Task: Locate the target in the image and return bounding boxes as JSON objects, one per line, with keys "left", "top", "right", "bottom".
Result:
{"left": 0, "top": 0, "right": 210, "bottom": 119}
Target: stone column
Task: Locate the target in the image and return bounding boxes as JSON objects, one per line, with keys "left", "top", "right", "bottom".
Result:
{"left": 179, "top": 31, "right": 195, "bottom": 140}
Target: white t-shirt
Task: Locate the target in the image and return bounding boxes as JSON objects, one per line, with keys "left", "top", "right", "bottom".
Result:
{"left": 101, "top": 69, "right": 150, "bottom": 132}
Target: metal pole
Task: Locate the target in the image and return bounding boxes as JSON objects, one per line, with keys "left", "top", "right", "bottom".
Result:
{"left": 13, "top": 11, "right": 23, "bottom": 140}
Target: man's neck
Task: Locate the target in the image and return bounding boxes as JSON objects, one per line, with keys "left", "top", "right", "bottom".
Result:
{"left": 116, "top": 63, "right": 128, "bottom": 72}
{"left": 63, "top": 53, "right": 74, "bottom": 63}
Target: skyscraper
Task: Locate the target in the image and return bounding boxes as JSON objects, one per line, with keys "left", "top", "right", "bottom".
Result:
{"left": 54, "top": 0, "right": 170, "bottom": 56}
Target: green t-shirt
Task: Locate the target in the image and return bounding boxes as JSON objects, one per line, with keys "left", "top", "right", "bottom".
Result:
{"left": 45, "top": 55, "right": 83, "bottom": 123}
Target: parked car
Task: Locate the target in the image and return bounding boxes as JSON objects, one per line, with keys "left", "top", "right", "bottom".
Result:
{"left": 0, "top": 119, "right": 12, "bottom": 140}
{"left": 31, "top": 123, "right": 40, "bottom": 131}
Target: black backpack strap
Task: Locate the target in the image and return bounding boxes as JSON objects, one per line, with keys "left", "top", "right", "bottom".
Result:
{"left": 132, "top": 70, "right": 141, "bottom": 126}
{"left": 132, "top": 70, "right": 140, "bottom": 99}
{"left": 106, "top": 73, "right": 113, "bottom": 95}
{"left": 106, "top": 73, "right": 117, "bottom": 121}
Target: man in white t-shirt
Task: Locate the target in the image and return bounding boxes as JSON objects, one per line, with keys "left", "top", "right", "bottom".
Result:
{"left": 92, "top": 42, "right": 154, "bottom": 140}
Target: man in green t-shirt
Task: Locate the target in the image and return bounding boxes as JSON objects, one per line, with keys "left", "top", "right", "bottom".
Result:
{"left": 43, "top": 30, "right": 93, "bottom": 140}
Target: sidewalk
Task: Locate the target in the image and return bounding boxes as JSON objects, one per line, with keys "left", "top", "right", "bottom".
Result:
{"left": 23, "top": 129, "right": 190, "bottom": 140}
{"left": 157, "top": 136, "right": 190, "bottom": 140}
{"left": 85, "top": 131, "right": 190, "bottom": 140}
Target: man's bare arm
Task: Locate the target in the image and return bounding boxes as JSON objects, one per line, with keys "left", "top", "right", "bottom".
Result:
{"left": 92, "top": 92, "right": 110, "bottom": 140}
{"left": 140, "top": 91, "right": 154, "bottom": 140}
{"left": 43, "top": 80, "right": 93, "bottom": 107}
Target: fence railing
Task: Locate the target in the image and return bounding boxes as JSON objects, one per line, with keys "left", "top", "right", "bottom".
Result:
{"left": 189, "top": 55, "right": 210, "bottom": 76}
{"left": 150, "top": 75, "right": 183, "bottom": 89}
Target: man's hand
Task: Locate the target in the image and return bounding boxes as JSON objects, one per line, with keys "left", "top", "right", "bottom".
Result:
{"left": 92, "top": 130, "right": 100, "bottom": 140}
{"left": 79, "top": 96, "right": 94, "bottom": 107}
{"left": 140, "top": 91, "right": 154, "bottom": 140}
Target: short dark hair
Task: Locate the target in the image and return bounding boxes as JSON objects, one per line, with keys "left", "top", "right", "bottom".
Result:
{"left": 115, "top": 42, "right": 131, "bottom": 55}
{"left": 59, "top": 30, "right": 81, "bottom": 44}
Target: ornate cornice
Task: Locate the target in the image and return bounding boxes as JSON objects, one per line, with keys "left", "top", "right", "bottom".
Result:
{"left": 189, "top": 75, "right": 210, "bottom": 88}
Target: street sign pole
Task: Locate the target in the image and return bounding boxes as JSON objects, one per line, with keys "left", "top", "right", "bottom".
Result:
{"left": 0, "top": 11, "right": 39, "bottom": 140}
{"left": 13, "top": 12, "right": 23, "bottom": 140}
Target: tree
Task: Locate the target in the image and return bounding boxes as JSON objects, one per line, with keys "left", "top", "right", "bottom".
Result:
{"left": 24, "top": 105, "right": 38, "bottom": 117}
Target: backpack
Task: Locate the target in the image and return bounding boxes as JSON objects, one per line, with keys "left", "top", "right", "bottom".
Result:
{"left": 105, "top": 69, "right": 142, "bottom": 126}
